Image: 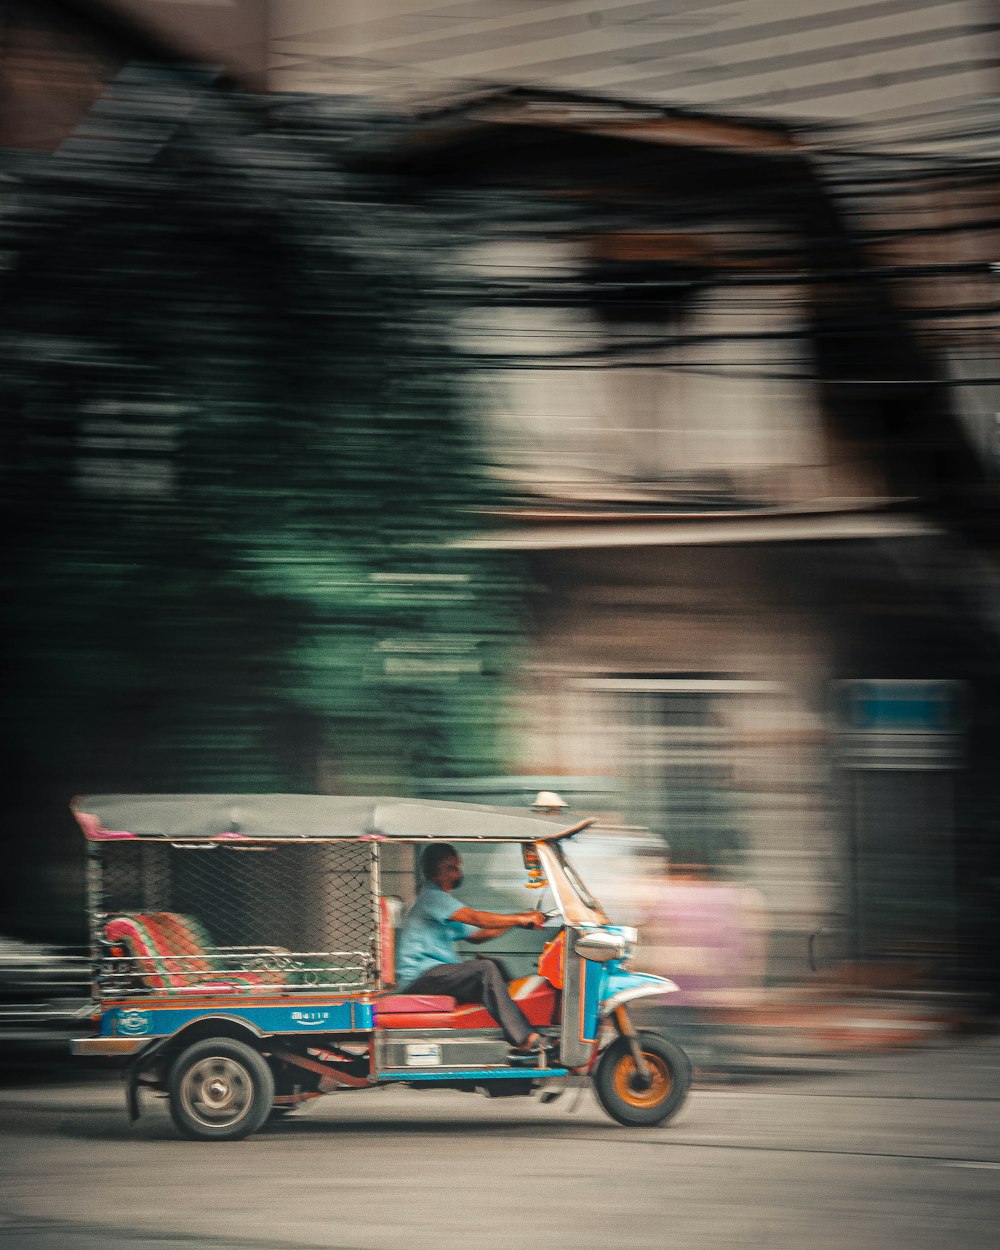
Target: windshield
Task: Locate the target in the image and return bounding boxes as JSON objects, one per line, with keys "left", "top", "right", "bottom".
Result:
{"left": 535, "top": 841, "right": 609, "bottom": 926}
{"left": 554, "top": 842, "right": 603, "bottom": 911}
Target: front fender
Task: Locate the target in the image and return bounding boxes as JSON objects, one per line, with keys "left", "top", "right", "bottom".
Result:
{"left": 601, "top": 969, "right": 679, "bottom": 1015}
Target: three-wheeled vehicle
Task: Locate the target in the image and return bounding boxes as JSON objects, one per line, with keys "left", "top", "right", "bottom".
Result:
{"left": 71, "top": 794, "right": 690, "bottom": 1140}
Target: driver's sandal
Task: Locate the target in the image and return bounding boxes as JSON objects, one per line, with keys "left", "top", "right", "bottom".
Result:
{"left": 509, "top": 1034, "right": 559, "bottom": 1068}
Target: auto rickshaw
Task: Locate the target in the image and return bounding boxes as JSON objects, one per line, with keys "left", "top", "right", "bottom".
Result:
{"left": 71, "top": 794, "right": 690, "bottom": 1140}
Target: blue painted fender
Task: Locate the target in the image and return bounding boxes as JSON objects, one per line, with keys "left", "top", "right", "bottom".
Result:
{"left": 600, "top": 967, "right": 679, "bottom": 1015}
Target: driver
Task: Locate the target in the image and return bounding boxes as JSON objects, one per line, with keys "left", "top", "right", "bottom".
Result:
{"left": 395, "top": 843, "right": 550, "bottom": 1057}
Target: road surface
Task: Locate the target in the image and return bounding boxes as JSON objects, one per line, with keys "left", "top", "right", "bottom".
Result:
{"left": 2, "top": 1037, "right": 998, "bottom": 1249}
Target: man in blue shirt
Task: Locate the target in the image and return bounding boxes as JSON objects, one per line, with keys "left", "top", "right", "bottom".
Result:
{"left": 395, "top": 843, "right": 548, "bottom": 1054}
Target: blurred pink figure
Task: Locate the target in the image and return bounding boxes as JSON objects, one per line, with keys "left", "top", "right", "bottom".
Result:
{"left": 631, "top": 865, "right": 769, "bottom": 1007}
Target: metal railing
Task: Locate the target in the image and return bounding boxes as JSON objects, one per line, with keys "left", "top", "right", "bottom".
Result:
{"left": 97, "top": 949, "right": 374, "bottom": 996}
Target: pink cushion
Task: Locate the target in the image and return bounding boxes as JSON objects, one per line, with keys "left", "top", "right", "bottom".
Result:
{"left": 104, "top": 914, "right": 275, "bottom": 994}
{"left": 377, "top": 995, "right": 457, "bottom": 1014}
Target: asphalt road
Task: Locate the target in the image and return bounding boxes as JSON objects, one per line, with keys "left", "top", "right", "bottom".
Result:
{"left": 2, "top": 1038, "right": 999, "bottom": 1250}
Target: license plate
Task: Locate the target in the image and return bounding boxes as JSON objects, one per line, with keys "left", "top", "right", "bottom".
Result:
{"left": 405, "top": 1043, "right": 442, "bottom": 1066}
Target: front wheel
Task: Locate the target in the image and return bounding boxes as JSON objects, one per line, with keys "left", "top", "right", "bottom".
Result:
{"left": 168, "top": 1037, "right": 275, "bottom": 1141}
{"left": 593, "top": 1032, "right": 691, "bottom": 1127}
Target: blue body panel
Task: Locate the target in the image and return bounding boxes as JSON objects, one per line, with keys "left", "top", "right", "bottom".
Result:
{"left": 599, "top": 966, "right": 677, "bottom": 1008}
{"left": 100, "top": 999, "right": 373, "bottom": 1039}
{"left": 579, "top": 955, "right": 603, "bottom": 1043}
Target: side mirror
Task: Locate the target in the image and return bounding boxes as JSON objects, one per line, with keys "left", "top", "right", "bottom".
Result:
{"left": 574, "top": 930, "right": 625, "bottom": 962}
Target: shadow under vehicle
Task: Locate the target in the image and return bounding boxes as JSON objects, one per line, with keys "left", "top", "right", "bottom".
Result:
{"left": 70, "top": 793, "right": 691, "bottom": 1140}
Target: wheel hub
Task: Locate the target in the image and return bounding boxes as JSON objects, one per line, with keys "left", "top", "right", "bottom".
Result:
{"left": 612, "top": 1052, "right": 671, "bottom": 1108}
{"left": 181, "top": 1057, "right": 252, "bottom": 1125}
{"left": 205, "top": 1078, "right": 232, "bottom": 1105}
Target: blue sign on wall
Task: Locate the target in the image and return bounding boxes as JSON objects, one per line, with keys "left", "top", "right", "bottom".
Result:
{"left": 836, "top": 681, "right": 964, "bottom": 734}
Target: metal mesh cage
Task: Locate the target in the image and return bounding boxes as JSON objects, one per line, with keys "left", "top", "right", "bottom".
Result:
{"left": 93, "top": 841, "right": 378, "bottom": 997}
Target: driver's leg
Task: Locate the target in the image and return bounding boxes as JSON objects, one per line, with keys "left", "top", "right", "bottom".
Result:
{"left": 473, "top": 958, "right": 535, "bottom": 1048}
{"left": 403, "top": 960, "right": 534, "bottom": 1047}
{"left": 472, "top": 954, "right": 515, "bottom": 981}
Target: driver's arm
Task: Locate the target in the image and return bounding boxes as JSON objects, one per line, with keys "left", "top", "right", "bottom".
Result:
{"left": 450, "top": 906, "right": 544, "bottom": 932}
{"left": 464, "top": 926, "right": 507, "bottom": 944}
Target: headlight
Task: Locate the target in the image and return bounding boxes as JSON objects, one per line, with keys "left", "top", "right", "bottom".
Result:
{"left": 575, "top": 931, "right": 626, "bottom": 962}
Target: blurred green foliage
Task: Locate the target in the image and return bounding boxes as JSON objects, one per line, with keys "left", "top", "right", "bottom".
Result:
{"left": 0, "top": 72, "right": 527, "bottom": 930}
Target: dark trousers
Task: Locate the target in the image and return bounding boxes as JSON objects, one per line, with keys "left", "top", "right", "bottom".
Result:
{"left": 402, "top": 959, "right": 533, "bottom": 1046}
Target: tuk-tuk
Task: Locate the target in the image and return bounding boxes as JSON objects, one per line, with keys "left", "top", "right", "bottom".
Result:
{"left": 70, "top": 794, "right": 690, "bottom": 1140}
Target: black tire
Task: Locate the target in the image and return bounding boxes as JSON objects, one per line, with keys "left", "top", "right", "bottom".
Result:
{"left": 593, "top": 1031, "right": 691, "bottom": 1127}
{"left": 168, "top": 1037, "right": 275, "bottom": 1141}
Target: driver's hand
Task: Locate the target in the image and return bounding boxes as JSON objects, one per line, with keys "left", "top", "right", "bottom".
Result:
{"left": 519, "top": 911, "right": 546, "bottom": 929}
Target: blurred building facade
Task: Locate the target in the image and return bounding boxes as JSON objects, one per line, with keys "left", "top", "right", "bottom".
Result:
{"left": 3, "top": 1, "right": 998, "bottom": 994}
{"left": 277, "top": 0, "right": 996, "bottom": 990}
{"left": 375, "top": 86, "right": 1000, "bottom": 985}
{"left": 269, "top": 1, "right": 997, "bottom": 130}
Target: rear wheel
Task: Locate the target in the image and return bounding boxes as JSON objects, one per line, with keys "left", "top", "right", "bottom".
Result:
{"left": 593, "top": 1032, "right": 690, "bottom": 1127}
{"left": 168, "top": 1037, "right": 274, "bottom": 1141}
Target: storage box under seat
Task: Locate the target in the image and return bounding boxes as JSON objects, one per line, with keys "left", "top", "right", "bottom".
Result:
{"left": 376, "top": 1027, "right": 512, "bottom": 1072}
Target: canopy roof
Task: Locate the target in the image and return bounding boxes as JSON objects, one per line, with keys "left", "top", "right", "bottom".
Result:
{"left": 72, "top": 794, "right": 593, "bottom": 843}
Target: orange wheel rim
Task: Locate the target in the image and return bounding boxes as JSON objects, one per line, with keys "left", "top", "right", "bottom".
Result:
{"left": 612, "top": 1052, "right": 671, "bottom": 1108}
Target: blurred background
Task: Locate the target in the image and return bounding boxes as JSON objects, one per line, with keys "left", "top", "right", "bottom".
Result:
{"left": 2, "top": 0, "right": 999, "bottom": 1056}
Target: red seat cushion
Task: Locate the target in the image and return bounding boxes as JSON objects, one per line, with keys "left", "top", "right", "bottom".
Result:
{"left": 377, "top": 977, "right": 558, "bottom": 1031}
{"left": 376, "top": 995, "right": 457, "bottom": 1014}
